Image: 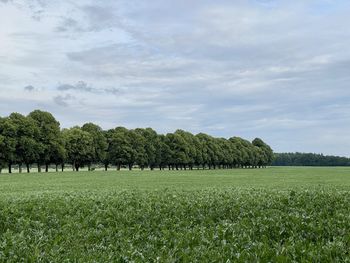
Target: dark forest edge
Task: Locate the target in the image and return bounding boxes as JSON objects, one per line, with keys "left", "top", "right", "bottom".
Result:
{"left": 273, "top": 153, "right": 350, "bottom": 167}
{"left": 0, "top": 110, "right": 274, "bottom": 173}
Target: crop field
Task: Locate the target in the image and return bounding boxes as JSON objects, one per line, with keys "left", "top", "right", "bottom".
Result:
{"left": 0, "top": 167, "right": 350, "bottom": 262}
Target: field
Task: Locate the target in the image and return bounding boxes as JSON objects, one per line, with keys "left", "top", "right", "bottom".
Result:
{"left": 0, "top": 167, "right": 350, "bottom": 262}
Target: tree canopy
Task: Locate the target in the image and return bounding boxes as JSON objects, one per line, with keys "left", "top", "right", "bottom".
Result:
{"left": 273, "top": 153, "right": 350, "bottom": 166}
{"left": 0, "top": 110, "right": 274, "bottom": 173}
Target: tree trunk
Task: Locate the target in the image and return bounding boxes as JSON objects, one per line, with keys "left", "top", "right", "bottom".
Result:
{"left": 75, "top": 164, "right": 79, "bottom": 172}
{"left": 61, "top": 164, "right": 64, "bottom": 172}
{"left": 55, "top": 164, "right": 58, "bottom": 172}
{"left": 88, "top": 163, "right": 91, "bottom": 171}
{"left": 26, "top": 164, "right": 30, "bottom": 173}
{"left": 38, "top": 164, "right": 41, "bottom": 173}
{"left": 117, "top": 163, "right": 121, "bottom": 171}
{"left": 105, "top": 164, "right": 108, "bottom": 171}
{"left": 128, "top": 164, "right": 132, "bottom": 170}
{"left": 19, "top": 164, "right": 22, "bottom": 173}
{"left": 45, "top": 164, "right": 49, "bottom": 173}
{"left": 8, "top": 163, "right": 12, "bottom": 174}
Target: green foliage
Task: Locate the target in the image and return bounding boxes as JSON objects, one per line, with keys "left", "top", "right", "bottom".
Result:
{"left": 62, "top": 127, "right": 94, "bottom": 171}
{"left": 28, "top": 110, "right": 64, "bottom": 169}
{"left": 0, "top": 116, "right": 17, "bottom": 168}
{"left": 107, "top": 127, "right": 134, "bottom": 170}
{"left": 8, "top": 113, "right": 40, "bottom": 170}
{"left": 273, "top": 152, "right": 350, "bottom": 166}
{"left": 134, "top": 128, "right": 160, "bottom": 169}
{"left": 82, "top": 123, "right": 108, "bottom": 168}
{"left": 0, "top": 109, "right": 274, "bottom": 171}
{"left": 0, "top": 178, "right": 349, "bottom": 261}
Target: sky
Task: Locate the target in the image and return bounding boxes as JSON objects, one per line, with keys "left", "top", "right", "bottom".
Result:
{"left": 1, "top": 0, "right": 350, "bottom": 156}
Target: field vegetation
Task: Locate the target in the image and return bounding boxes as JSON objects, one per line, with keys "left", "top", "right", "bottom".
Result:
{"left": 0, "top": 167, "right": 349, "bottom": 261}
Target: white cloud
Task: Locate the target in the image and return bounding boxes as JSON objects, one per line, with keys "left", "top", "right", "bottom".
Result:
{"left": 1, "top": 0, "right": 350, "bottom": 155}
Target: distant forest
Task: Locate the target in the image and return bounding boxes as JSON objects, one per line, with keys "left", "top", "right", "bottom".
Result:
{"left": 273, "top": 153, "right": 350, "bottom": 166}
{"left": 0, "top": 110, "right": 274, "bottom": 173}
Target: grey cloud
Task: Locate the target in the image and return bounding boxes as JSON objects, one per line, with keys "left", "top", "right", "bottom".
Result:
{"left": 53, "top": 94, "right": 74, "bottom": 107}
{"left": 67, "top": 43, "right": 152, "bottom": 65}
{"left": 57, "top": 81, "right": 94, "bottom": 93}
{"left": 56, "top": 81, "right": 120, "bottom": 95}
{"left": 24, "top": 85, "right": 35, "bottom": 92}
{"left": 104, "top": 88, "right": 119, "bottom": 95}
{"left": 3, "top": 0, "right": 350, "bottom": 156}
{"left": 55, "top": 18, "right": 80, "bottom": 32}
{"left": 81, "top": 5, "right": 118, "bottom": 31}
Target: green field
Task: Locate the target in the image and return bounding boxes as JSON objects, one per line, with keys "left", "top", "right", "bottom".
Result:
{"left": 1, "top": 167, "right": 350, "bottom": 261}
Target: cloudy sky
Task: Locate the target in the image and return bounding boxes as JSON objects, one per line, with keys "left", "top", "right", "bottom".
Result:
{"left": 1, "top": 0, "right": 350, "bottom": 156}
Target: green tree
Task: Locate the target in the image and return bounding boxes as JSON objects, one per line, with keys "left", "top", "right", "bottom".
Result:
{"left": 252, "top": 138, "right": 274, "bottom": 167}
{"left": 108, "top": 127, "right": 133, "bottom": 170}
{"left": 196, "top": 133, "right": 211, "bottom": 169}
{"left": 134, "top": 128, "right": 160, "bottom": 170}
{"left": 175, "top": 130, "right": 198, "bottom": 170}
{"left": 128, "top": 130, "right": 147, "bottom": 170}
{"left": 51, "top": 135, "right": 66, "bottom": 172}
{"left": 158, "top": 134, "right": 172, "bottom": 170}
{"left": 165, "top": 133, "right": 189, "bottom": 170}
{"left": 229, "top": 137, "right": 253, "bottom": 168}
{"left": 0, "top": 116, "right": 17, "bottom": 173}
{"left": 28, "top": 110, "right": 63, "bottom": 172}
{"left": 7, "top": 113, "right": 40, "bottom": 173}
{"left": 82, "top": 123, "right": 108, "bottom": 171}
{"left": 0, "top": 118, "right": 5, "bottom": 173}
{"left": 62, "top": 127, "right": 94, "bottom": 171}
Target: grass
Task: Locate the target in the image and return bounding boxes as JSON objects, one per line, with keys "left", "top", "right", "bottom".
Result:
{"left": 0, "top": 167, "right": 350, "bottom": 261}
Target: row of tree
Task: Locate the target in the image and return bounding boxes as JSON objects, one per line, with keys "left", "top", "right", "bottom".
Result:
{"left": 0, "top": 110, "right": 274, "bottom": 173}
{"left": 272, "top": 153, "right": 350, "bottom": 166}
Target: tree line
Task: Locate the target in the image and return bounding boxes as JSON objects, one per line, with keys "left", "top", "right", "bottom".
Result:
{"left": 0, "top": 110, "right": 273, "bottom": 173}
{"left": 272, "top": 153, "right": 350, "bottom": 166}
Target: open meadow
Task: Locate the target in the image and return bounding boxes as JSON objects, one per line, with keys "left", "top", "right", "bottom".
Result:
{"left": 0, "top": 167, "right": 350, "bottom": 261}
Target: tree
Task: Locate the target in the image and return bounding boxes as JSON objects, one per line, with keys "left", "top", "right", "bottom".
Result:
{"left": 7, "top": 113, "right": 41, "bottom": 173}
{"left": 175, "top": 130, "right": 198, "bottom": 170}
{"left": 28, "top": 110, "right": 63, "bottom": 172}
{"left": 134, "top": 128, "right": 160, "bottom": 170}
{"left": 252, "top": 138, "right": 274, "bottom": 167}
{"left": 108, "top": 127, "right": 133, "bottom": 170}
{"left": 0, "top": 116, "right": 17, "bottom": 173}
{"left": 82, "top": 123, "right": 107, "bottom": 171}
{"left": 1, "top": 110, "right": 275, "bottom": 172}
{"left": 62, "top": 127, "right": 94, "bottom": 171}
{"left": 128, "top": 130, "right": 147, "bottom": 170}
{"left": 158, "top": 134, "right": 172, "bottom": 170}
{"left": 51, "top": 136, "right": 66, "bottom": 172}
{"left": 196, "top": 133, "right": 211, "bottom": 169}
{"left": 0, "top": 120, "right": 5, "bottom": 173}
{"left": 165, "top": 133, "right": 189, "bottom": 170}
{"left": 229, "top": 137, "right": 253, "bottom": 168}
